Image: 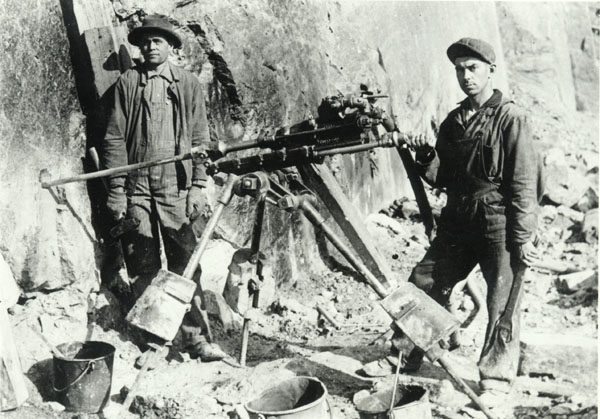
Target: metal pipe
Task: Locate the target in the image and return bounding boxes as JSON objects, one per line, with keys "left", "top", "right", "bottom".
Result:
{"left": 313, "top": 136, "right": 396, "bottom": 157}
{"left": 182, "top": 175, "right": 237, "bottom": 279}
{"left": 298, "top": 199, "right": 389, "bottom": 299}
{"left": 240, "top": 193, "right": 267, "bottom": 367}
{"left": 437, "top": 355, "right": 499, "bottom": 419}
{"left": 220, "top": 123, "right": 358, "bottom": 156}
{"left": 41, "top": 146, "right": 206, "bottom": 188}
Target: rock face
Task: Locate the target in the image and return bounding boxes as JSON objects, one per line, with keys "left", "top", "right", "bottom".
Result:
{"left": 497, "top": 2, "right": 577, "bottom": 112}
{"left": 1, "top": 0, "right": 597, "bottom": 295}
{"left": 169, "top": 0, "right": 508, "bottom": 216}
{"left": 0, "top": 0, "right": 99, "bottom": 294}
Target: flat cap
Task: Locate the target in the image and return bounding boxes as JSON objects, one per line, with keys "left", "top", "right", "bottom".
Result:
{"left": 447, "top": 38, "right": 495, "bottom": 64}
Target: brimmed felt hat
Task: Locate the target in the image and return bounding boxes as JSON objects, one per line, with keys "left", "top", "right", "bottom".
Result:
{"left": 128, "top": 15, "right": 182, "bottom": 49}
{"left": 447, "top": 38, "right": 495, "bottom": 64}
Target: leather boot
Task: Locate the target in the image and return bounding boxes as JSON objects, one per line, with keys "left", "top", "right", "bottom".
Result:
{"left": 186, "top": 335, "right": 227, "bottom": 362}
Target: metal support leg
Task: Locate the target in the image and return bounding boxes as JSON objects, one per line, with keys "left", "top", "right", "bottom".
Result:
{"left": 240, "top": 192, "right": 267, "bottom": 367}
{"left": 187, "top": 175, "right": 238, "bottom": 341}
{"left": 297, "top": 163, "right": 395, "bottom": 288}
{"left": 272, "top": 181, "right": 390, "bottom": 299}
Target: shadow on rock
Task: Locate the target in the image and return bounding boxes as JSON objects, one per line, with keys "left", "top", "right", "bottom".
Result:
{"left": 26, "top": 358, "right": 55, "bottom": 402}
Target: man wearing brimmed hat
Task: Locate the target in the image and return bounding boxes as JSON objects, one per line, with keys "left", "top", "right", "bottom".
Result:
{"left": 102, "top": 15, "right": 226, "bottom": 364}
{"left": 362, "top": 38, "right": 542, "bottom": 407}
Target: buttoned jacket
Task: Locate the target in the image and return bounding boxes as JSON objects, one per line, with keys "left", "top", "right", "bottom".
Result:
{"left": 103, "top": 63, "right": 210, "bottom": 192}
{"left": 417, "top": 90, "right": 542, "bottom": 245}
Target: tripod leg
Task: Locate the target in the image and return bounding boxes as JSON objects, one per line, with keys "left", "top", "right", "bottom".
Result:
{"left": 297, "top": 163, "right": 395, "bottom": 288}
{"left": 240, "top": 194, "right": 267, "bottom": 367}
{"left": 186, "top": 175, "right": 238, "bottom": 342}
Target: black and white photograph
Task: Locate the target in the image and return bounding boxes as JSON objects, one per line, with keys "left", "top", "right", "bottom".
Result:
{"left": 0, "top": 1, "right": 598, "bottom": 418}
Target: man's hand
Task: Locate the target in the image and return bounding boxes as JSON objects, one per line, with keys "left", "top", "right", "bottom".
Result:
{"left": 186, "top": 185, "right": 206, "bottom": 221}
{"left": 405, "top": 132, "right": 434, "bottom": 151}
{"left": 515, "top": 240, "right": 539, "bottom": 266}
{"left": 404, "top": 132, "right": 435, "bottom": 161}
{"left": 106, "top": 186, "right": 127, "bottom": 220}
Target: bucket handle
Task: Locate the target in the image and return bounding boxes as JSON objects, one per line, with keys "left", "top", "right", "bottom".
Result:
{"left": 53, "top": 360, "right": 95, "bottom": 393}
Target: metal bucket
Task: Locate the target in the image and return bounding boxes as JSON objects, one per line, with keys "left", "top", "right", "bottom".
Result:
{"left": 355, "top": 384, "right": 432, "bottom": 419}
{"left": 52, "top": 341, "right": 115, "bottom": 413}
{"left": 244, "top": 376, "right": 332, "bottom": 419}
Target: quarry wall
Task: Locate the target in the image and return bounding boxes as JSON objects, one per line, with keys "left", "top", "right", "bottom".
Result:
{"left": 0, "top": 0, "right": 596, "bottom": 293}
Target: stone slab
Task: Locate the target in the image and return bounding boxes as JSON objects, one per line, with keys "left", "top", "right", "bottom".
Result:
{"left": 519, "top": 332, "right": 598, "bottom": 387}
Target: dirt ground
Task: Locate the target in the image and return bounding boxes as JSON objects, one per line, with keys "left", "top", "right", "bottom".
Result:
{"left": 4, "top": 181, "right": 597, "bottom": 419}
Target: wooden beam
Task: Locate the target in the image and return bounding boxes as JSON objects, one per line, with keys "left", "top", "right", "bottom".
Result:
{"left": 59, "top": 0, "right": 134, "bottom": 290}
{"left": 84, "top": 25, "right": 133, "bottom": 100}
{"left": 71, "top": 0, "right": 117, "bottom": 32}
{"left": 59, "top": 0, "right": 130, "bottom": 113}
{"left": 298, "top": 163, "right": 395, "bottom": 288}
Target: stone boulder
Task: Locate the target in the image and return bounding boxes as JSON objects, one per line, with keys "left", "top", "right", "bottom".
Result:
{"left": 582, "top": 208, "right": 598, "bottom": 244}
{"left": 543, "top": 148, "right": 590, "bottom": 207}
{"left": 519, "top": 332, "right": 598, "bottom": 388}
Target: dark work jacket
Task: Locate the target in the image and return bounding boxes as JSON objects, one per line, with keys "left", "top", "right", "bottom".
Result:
{"left": 103, "top": 63, "right": 210, "bottom": 192}
{"left": 416, "top": 90, "right": 541, "bottom": 245}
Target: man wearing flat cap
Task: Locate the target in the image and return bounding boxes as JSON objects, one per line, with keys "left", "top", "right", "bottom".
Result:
{"left": 363, "top": 38, "right": 542, "bottom": 406}
{"left": 102, "top": 15, "right": 226, "bottom": 364}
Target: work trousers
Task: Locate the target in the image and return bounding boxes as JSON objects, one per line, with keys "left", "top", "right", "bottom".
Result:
{"left": 393, "top": 229, "right": 526, "bottom": 387}
{"left": 123, "top": 164, "right": 204, "bottom": 346}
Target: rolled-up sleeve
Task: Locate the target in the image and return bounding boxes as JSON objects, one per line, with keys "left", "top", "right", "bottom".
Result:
{"left": 502, "top": 112, "right": 538, "bottom": 245}
{"left": 103, "top": 78, "right": 128, "bottom": 189}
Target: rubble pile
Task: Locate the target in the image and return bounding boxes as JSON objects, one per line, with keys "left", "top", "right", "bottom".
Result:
{"left": 514, "top": 403, "right": 597, "bottom": 419}
{"left": 128, "top": 394, "right": 183, "bottom": 419}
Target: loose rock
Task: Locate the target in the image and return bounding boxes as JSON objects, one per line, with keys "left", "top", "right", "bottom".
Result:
{"left": 582, "top": 208, "right": 598, "bottom": 244}
{"left": 575, "top": 187, "right": 599, "bottom": 213}
{"left": 519, "top": 332, "right": 598, "bottom": 386}
{"left": 544, "top": 152, "right": 590, "bottom": 207}
{"left": 557, "top": 270, "right": 597, "bottom": 294}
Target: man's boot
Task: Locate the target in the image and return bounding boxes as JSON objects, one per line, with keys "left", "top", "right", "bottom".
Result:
{"left": 186, "top": 335, "right": 227, "bottom": 362}
{"left": 478, "top": 379, "right": 511, "bottom": 408}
